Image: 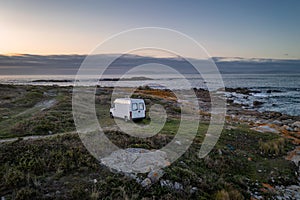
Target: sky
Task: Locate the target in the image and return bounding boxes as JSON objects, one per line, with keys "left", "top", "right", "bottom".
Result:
{"left": 0, "top": 0, "right": 300, "bottom": 59}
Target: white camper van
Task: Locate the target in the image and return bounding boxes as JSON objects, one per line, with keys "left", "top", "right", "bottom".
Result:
{"left": 110, "top": 98, "right": 146, "bottom": 121}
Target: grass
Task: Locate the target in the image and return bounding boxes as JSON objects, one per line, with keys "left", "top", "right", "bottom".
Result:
{"left": 0, "top": 85, "right": 74, "bottom": 138}
{"left": 1, "top": 124, "right": 297, "bottom": 199}
{"left": 0, "top": 85, "right": 298, "bottom": 199}
{"left": 259, "top": 138, "right": 286, "bottom": 156}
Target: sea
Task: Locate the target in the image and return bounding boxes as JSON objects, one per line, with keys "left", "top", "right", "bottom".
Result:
{"left": 0, "top": 74, "right": 299, "bottom": 116}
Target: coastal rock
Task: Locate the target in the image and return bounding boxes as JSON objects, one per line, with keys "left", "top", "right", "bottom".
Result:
{"left": 272, "top": 120, "right": 283, "bottom": 126}
{"left": 282, "top": 119, "right": 293, "bottom": 125}
{"left": 251, "top": 125, "right": 279, "bottom": 134}
{"left": 174, "top": 182, "right": 183, "bottom": 190}
{"left": 100, "top": 148, "right": 170, "bottom": 173}
{"left": 227, "top": 99, "right": 234, "bottom": 104}
{"left": 291, "top": 121, "right": 300, "bottom": 128}
{"left": 282, "top": 125, "right": 293, "bottom": 132}
{"left": 255, "top": 120, "right": 268, "bottom": 125}
{"left": 141, "top": 178, "right": 152, "bottom": 187}
{"left": 225, "top": 87, "right": 258, "bottom": 95}
{"left": 190, "top": 187, "right": 198, "bottom": 194}
{"left": 287, "top": 147, "right": 300, "bottom": 167}
{"left": 160, "top": 180, "right": 173, "bottom": 188}
{"left": 266, "top": 89, "right": 281, "bottom": 93}
{"left": 147, "top": 169, "right": 164, "bottom": 183}
{"left": 263, "top": 111, "right": 282, "bottom": 120}
{"left": 160, "top": 180, "right": 183, "bottom": 191}
{"left": 253, "top": 101, "right": 264, "bottom": 107}
{"left": 275, "top": 185, "right": 300, "bottom": 200}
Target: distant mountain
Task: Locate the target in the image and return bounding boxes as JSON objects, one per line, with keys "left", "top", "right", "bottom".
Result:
{"left": 0, "top": 54, "right": 299, "bottom": 75}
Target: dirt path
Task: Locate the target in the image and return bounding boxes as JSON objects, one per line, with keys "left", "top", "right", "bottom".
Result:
{"left": 15, "top": 99, "right": 57, "bottom": 117}
{"left": 0, "top": 131, "right": 76, "bottom": 144}
{"left": 0, "top": 125, "right": 119, "bottom": 144}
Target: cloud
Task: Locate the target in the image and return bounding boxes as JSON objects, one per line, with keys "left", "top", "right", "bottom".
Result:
{"left": 0, "top": 54, "right": 299, "bottom": 75}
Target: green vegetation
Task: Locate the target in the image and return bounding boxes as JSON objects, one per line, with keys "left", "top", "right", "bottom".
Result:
{"left": 1, "top": 126, "right": 296, "bottom": 199}
{"left": 11, "top": 96, "right": 74, "bottom": 136}
{"left": 259, "top": 138, "right": 286, "bottom": 156}
{"left": 0, "top": 85, "right": 298, "bottom": 199}
{"left": 0, "top": 85, "right": 74, "bottom": 138}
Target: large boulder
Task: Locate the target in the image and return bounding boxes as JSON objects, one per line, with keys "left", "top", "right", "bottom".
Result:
{"left": 100, "top": 148, "right": 170, "bottom": 174}
{"left": 292, "top": 121, "right": 300, "bottom": 128}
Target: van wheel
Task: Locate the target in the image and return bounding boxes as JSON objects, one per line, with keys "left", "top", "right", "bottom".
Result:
{"left": 124, "top": 116, "right": 128, "bottom": 122}
{"left": 110, "top": 113, "right": 114, "bottom": 118}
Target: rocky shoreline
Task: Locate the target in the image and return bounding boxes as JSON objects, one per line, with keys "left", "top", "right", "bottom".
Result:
{"left": 213, "top": 88, "right": 300, "bottom": 199}
{"left": 102, "top": 87, "right": 300, "bottom": 199}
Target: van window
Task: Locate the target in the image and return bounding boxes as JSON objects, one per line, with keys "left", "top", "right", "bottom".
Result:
{"left": 139, "top": 103, "right": 144, "bottom": 110}
{"left": 132, "top": 103, "right": 138, "bottom": 111}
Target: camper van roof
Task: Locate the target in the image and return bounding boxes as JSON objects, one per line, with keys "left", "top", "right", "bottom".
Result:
{"left": 113, "top": 98, "right": 143, "bottom": 104}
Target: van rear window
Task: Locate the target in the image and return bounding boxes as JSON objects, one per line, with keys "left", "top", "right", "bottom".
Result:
{"left": 132, "top": 103, "right": 138, "bottom": 111}
{"left": 139, "top": 103, "right": 144, "bottom": 110}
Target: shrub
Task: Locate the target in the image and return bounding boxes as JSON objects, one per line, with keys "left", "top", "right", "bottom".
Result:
{"left": 259, "top": 138, "right": 286, "bottom": 156}
{"left": 3, "top": 168, "right": 26, "bottom": 187}
{"left": 70, "top": 184, "right": 89, "bottom": 200}
{"left": 215, "top": 189, "right": 230, "bottom": 200}
{"left": 228, "top": 189, "right": 244, "bottom": 200}
{"left": 215, "top": 188, "right": 244, "bottom": 200}
{"left": 15, "top": 187, "right": 41, "bottom": 200}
